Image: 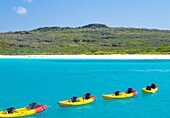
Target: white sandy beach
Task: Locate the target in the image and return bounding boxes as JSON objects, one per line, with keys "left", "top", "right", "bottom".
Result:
{"left": 0, "top": 54, "right": 170, "bottom": 59}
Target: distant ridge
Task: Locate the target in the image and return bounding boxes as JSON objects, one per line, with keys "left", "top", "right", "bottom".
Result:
{"left": 33, "top": 23, "right": 108, "bottom": 32}
{"left": 80, "top": 24, "right": 108, "bottom": 28}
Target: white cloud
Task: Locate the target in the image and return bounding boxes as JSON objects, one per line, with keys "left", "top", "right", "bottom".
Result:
{"left": 14, "top": 6, "right": 27, "bottom": 15}
{"left": 24, "top": 0, "right": 33, "bottom": 3}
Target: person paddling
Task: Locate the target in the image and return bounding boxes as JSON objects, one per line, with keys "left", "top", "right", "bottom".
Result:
{"left": 83, "top": 93, "right": 91, "bottom": 99}
{"left": 151, "top": 83, "right": 157, "bottom": 89}
{"left": 71, "top": 96, "right": 78, "bottom": 102}
{"left": 126, "top": 88, "right": 133, "bottom": 94}
{"left": 3, "top": 107, "right": 15, "bottom": 114}
{"left": 145, "top": 83, "right": 157, "bottom": 90}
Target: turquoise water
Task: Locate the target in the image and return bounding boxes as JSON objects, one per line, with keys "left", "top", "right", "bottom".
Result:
{"left": 0, "top": 59, "right": 170, "bottom": 118}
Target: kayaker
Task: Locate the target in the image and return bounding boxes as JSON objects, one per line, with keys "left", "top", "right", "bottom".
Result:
{"left": 151, "top": 83, "right": 156, "bottom": 89}
{"left": 146, "top": 86, "right": 151, "bottom": 90}
{"left": 83, "top": 93, "right": 91, "bottom": 99}
{"left": 114, "top": 91, "right": 120, "bottom": 96}
{"left": 126, "top": 88, "right": 133, "bottom": 94}
{"left": 26, "top": 103, "right": 38, "bottom": 110}
{"left": 71, "top": 96, "right": 78, "bottom": 102}
{"left": 3, "top": 107, "right": 15, "bottom": 114}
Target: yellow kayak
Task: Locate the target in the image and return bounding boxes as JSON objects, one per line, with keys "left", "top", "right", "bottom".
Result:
{"left": 58, "top": 96, "right": 96, "bottom": 107}
{"left": 142, "top": 87, "right": 158, "bottom": 94}
{"left": 102, "top": 91, "right": 138, "bottom": 100}
{"left": 0, "top": 104, "right": 47, "bottom": 118}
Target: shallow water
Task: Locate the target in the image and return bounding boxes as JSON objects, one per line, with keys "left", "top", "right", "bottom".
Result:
{"left": 0, "top": 59, "right": 169, "bottom": 118}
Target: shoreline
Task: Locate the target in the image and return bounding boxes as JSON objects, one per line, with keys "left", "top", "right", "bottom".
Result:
{"left": 0, "top": 54, "right": 170, "bottom": 59}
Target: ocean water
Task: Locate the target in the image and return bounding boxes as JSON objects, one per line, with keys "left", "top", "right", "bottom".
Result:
{"left": 0, "top": 59, "right": 170, "bottom": 118}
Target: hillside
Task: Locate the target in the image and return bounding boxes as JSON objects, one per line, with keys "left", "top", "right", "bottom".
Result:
{"left": 0, "top": 24, "right": 170, "bottom": 55}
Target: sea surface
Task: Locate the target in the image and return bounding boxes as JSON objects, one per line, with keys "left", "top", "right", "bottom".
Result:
{"left": 0, "top": 59, "right": 170, "bottom": 118}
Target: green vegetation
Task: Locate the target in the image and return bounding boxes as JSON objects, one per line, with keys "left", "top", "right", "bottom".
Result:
{"left": 0, "top": 24, "right": 170, "bottom": 55}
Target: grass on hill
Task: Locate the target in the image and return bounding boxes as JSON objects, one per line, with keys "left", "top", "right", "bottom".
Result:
{"left": 0, "top": 24, "right": 170, "bottom": 55}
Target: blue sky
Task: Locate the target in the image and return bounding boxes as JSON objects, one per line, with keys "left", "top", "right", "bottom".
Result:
{"left": 0, "top": 0, "right": 170, "bottom": 32}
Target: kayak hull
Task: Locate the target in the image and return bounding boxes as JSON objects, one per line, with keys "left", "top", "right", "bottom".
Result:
{"left": 58, "top": 96, "right": 96, "bottom": 107}
{"left": 142, "top": 87, "right": 158, "bottom": 94}
{"left": 102, "top": 91, "right": 138, "bottom": 100}
{"left": 0, "top": 105, "right": 47, "bottom": 118}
